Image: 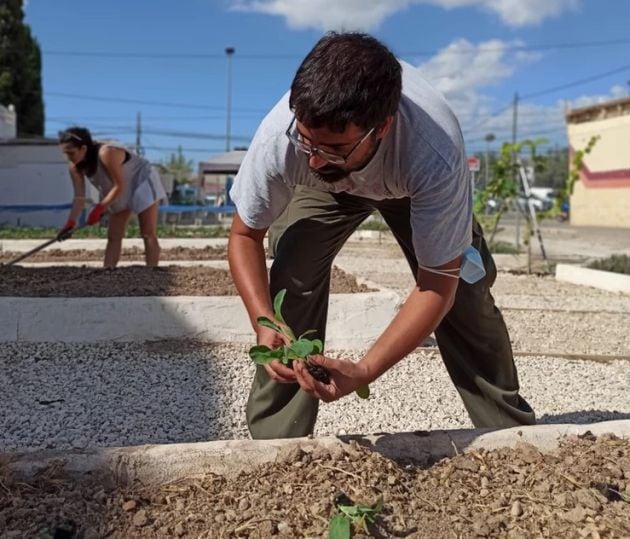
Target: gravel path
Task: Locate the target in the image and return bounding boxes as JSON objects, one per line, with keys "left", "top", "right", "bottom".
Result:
{"left": 335, "top": 243, "right": 630, "bottom": 359}
{"left": 2, "top": 239, "right": 629, "bottom": 452}
{"left": 1, "top": 341, "right": 628, "bottom": 452}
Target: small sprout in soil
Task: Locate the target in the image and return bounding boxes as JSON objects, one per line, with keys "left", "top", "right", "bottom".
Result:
{"left": 329, "top": 492, "right": 384, "bottom": 538}
{"left": 591, "top": 482, "right": 630, "bottom": 503}
{"left": 249, "top": 289, "right": 370, "bottom": 399}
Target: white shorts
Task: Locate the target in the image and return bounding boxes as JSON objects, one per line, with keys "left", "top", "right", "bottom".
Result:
{"left": 131, "top": 168, "right": 167, "bottom": 214}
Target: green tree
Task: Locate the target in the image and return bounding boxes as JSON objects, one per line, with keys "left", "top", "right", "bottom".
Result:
{"left": 535, "top": 147, "right": 569, "bottom": 189}
{"left": 0, "top": 0, "right": 44, "bottom": 136}
{"left": 473, "top": 138, "right": 547, "bottom": 244}
{"left": 164, "top": 146, "right": 194, "bottom": 183}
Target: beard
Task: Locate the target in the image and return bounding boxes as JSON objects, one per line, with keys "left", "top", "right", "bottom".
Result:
{"left": 308, "top": 164, "right": 350, "bottom": 184}
{"left": 308, "top": 138, "right": 381, "bottom": 184}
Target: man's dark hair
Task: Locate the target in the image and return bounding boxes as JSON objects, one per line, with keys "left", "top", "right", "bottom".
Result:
{"left": 58, "top": 126, "right": 100, "bottom": 176}
{"left": 289, "top": 32, "right": 402, "bottom": 132}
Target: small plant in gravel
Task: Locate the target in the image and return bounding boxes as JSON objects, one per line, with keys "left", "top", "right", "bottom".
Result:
{"left": 248, "top": 289, "right": 370, "bottom": 399}
{"left": 329, "top": 492, "right": 384, "bottom": 538}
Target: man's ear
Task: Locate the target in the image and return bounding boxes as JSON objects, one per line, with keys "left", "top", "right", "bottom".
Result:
{"left": 376, "top": 115, "right": 394, "bottom": 140}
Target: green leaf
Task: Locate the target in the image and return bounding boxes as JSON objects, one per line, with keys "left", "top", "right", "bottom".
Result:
{"left": 328, "top": 515, "right": 351, "bottom": 539}
{"left": 248, "top": 344, "right": 272, "bottom": 364}
{"left": 355, "top": 384, "right": 370, "bottom": 399}
{"left": 273, "top": 289, "right": 287, "bottom": 324}
{"left": 298, "top": 329, "right": 318, "bottom": 339}
{"left": 311, "top": 338, "right": 323, "bottom": 354}
{"left": 338, "top": 505, "right": 360, "bottom": 517}
{"left": 290, "top": 338, "right": 318, "bottom": 358}
{"left": 248, "top": 345, "right": 284, "bottom": 365}
{"left": 256, "top": 316, "right": 282, "bottom": 334}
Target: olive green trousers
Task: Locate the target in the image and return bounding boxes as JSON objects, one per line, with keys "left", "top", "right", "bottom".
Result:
{"left": 246, "top": 186, "right": 535, "bottom": 439}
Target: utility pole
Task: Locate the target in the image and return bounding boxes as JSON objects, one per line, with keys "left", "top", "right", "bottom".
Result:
{"left": 484, "top": 133, "right": 495, "bottom": 189}
{"left": 225, "top": 47, "right": 235, "bottom": 152}
{"left": 135, "top": 111, "right": 143, "bottom": 157}
{"left": 512, "top": 92, "right": 520, "bottom": 249}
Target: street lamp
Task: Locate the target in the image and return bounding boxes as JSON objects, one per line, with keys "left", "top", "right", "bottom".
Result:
{"left": 225, "top": 47, "right": 235, "bottom": 152}
{"left": 484, "top": 133, "right": 495, "bottom": 188}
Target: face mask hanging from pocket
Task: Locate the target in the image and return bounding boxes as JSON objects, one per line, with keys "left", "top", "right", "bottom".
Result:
{"left": 418, "top": 245, "right": 486, "bottom": 284}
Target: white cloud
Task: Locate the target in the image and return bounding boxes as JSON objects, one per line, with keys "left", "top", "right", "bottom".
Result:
{"left": 230, "top": 0, "right": 409, "bottom": 31}
{"left": 432, "top": 0, "right": 580, "bottom": 27}
{"left": 414, "top": 39, "right": 545, "bottom": 141}
{"left": 230, "top": 0, "right": 580, "bottom": 30}
{"left": 562, "top": 85, "right": 630, "bottom": 110}
{"left": 418, "top": 39, "right": 537, "bottom": 93}
{"left": 462, "top": 85, "right": 626, "bottom": 150}
{"left": 413, "top": 40, "right": 626, "bottom": 148}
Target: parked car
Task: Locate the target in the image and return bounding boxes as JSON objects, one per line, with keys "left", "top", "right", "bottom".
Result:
{"left": 517, "top": 194, "right": 553, "bottom": 213}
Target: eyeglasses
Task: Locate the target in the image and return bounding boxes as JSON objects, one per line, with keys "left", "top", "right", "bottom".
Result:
{"left": 285, "top": 116, "right": 375, "bottom": 166}
{"left": 58, "top": 131, "right": 83, "bottom": 143}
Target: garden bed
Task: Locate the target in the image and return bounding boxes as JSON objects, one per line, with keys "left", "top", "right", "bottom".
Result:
{"left": 0, "top": 266, "right": 371, "bottom": 297}
{"left": 0, "top": 246, "right": 230, "bottom": 263}
{"left": 0, "top": 266, "right": 396, "bottom": 345}
{"left": 2, "top": 433, "right": 629, "bottom": 538}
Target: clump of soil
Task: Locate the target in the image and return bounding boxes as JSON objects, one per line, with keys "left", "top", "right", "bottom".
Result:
{"left": 1, "top": 434, "right": 628, "bottom": 538}
{"left": 0, "top": 266, "right": 372, "bottom": 297}
{"left": 0, "top": 246, "right": 231, "bottom": 263}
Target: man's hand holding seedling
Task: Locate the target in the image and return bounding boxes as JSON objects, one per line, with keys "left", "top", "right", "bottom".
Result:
{"left": 257, "top": 323, "right": 297, "bottom": 384}
{"left": 248, "top": 289, "right": 371, "bottom": 400}
{"left": 293, "top": 354, "right": 371, "bottom": 402}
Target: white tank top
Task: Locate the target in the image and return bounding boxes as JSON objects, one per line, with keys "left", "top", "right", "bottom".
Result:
{"left": 87, "top": 144, "right": 152, "bottom": 213}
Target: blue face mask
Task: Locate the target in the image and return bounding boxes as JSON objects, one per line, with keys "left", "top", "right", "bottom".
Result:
{"left": 459, "top": 245, "right": 486, "bottom": 284}
{"left": 417, "top": 245, "right": 486, "bottom": 284}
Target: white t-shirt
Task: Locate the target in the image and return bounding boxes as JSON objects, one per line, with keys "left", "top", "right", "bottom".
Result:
{"left": 230, "top": 61, "right": 472, "bottom": 267}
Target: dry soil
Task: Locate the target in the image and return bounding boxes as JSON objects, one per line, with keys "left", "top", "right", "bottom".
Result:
{"left": 1, "top": 433, "right": 629, "bottom": 538}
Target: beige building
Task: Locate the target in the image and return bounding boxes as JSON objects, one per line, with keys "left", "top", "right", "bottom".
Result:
{"left": 565, "top": 97, "right": 630, "bottom": 228}
{"left": 198, "top": 150, "right": 246, "bottom": 204}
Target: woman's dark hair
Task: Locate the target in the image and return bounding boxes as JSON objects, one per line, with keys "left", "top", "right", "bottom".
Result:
{"left": 58, "top": 126, "right": 100, "bottom": 176}
{"left": 289, "top": 32, "right": 402, "bottom": 132}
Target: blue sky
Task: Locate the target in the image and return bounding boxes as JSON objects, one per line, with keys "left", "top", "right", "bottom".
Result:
{"left": 24, "top": 0, "right": 630, "bottom": 166}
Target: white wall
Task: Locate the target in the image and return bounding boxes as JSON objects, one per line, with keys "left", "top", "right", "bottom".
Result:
{"left": 0, "top": 142, "right": 84, "bottom": 227}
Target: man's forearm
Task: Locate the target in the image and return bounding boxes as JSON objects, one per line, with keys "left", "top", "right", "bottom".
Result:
{"left": 359, "top": 286, "right": 455, "bottom": 383}
{"left": 228, "top": 231, "right": 273, "bottom": 329}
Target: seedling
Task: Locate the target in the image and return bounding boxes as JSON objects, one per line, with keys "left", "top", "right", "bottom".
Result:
{"left": 248, "top": 289, "right": 370, "bottom": 399}
{"left": 328, "top": 493, "right": 384, "bottom": 538}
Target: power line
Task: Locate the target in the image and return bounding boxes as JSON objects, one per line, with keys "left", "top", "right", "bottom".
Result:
{"left": 41, "top": 50, "right": 298, "bottom": 60}
{"left": 520, "top": 62, "right": 630, "bottom": 100}
{"left": 400, "top": 37, "right": 630, "bottom": 57}
{"left": 143, "top": 145, "right": 226, "bottom": 154}
{"left": 47, "top": 113, "right": 263, "bottom": 121}
{"left": 76, "top": 134, "right": 227, "bottom": 155}
{"left": 462, "top": 102, "right": 514, "bottom": 135}
{"left": 143, "top": 128, "right": 250, "bottom": 142}
{"left": 461, "top": 59, "right": 630, "bottom": 133}
{"left": 35, "top": 37, "right": 630, "bottom": 60}
{"left": 465, "top": 126, "right": 566, "bottom": 145}
{"left": 464, "top": 121, "right": 566, "bottom": 141}
{"left": 46, "top": 91, "right": 267, "bottom": 112}
{"left": 85, "top": 127, "right": 251, "bottom": 142}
